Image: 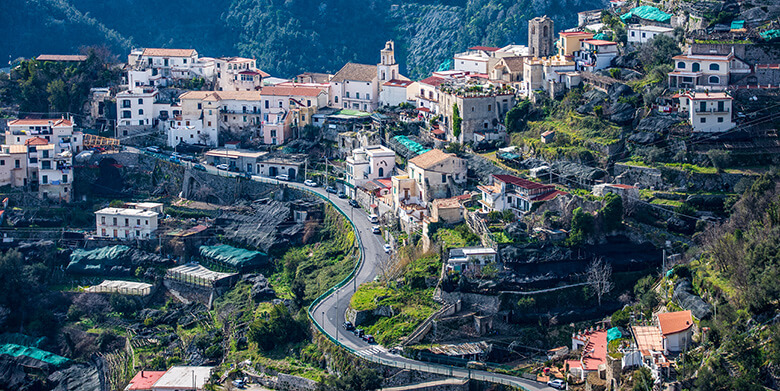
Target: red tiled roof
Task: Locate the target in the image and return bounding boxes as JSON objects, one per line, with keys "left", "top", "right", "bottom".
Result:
{"left": 24, "top": 137, "right": 49, "bottom": 146}
{"left": 533, "top": 190, "right": 568, "bottom": 202}
{"left": 8, "top": 118, "right": 73, "bottom": 127}
{"left": 560, "top": 31, "right": 594, "bottom": 37}
{"left": 581, "top": 330, "right": 608, "bottom": 371}
{"left": 127, "top": 371, "right": 166, "bottom": 390}
{"left": 493, "top": 174, "right": 552, "bottom": 190}
{"left": 419, "top": 76, "right": 446, "bottom": 87}
{"left": 756, "top": 64, "right": 780, "bottom": 69}
{"left": 657, "top": 311, "right": 693, "bottom": 336}
{"left": 416, "top": 107, "right": 430, "bottom": 112}
{"left": 142, "top": 48, "right": 196, "bottom": 57}
{"left": 260, "top": 85, "right": 325, "bottom": 97}
{"left": 469, "top": 46, "right": 501, "bottom": 51}
{"left": 377, "top": 178, "right": 392, "bottom": 187}
{"left": 383, "top": 79, "right": 414, "bottom": 87}
{"left": 607, "top": 184, "right": 636, "bottom": 189}
{"left": 582, "top": 39, "right": 617, "bottom": 46}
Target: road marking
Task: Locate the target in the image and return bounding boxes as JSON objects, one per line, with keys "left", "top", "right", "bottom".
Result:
{"left": 359, "top": 346, "right": 387, "bottom": 356}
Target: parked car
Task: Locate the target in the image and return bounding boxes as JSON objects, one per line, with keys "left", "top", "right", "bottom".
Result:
{"left": 371, "top": 226, "right": 380, "bottom": 234}
{"left": 342, "top": 321, "right": 354, "bottom": 331}
{"left": 216, "top": 164, "right": 229, "bottom": 171}
{"left": 326, "top": 186, "right": 338, "bottom": 194}
{"left": 354, "top": 328, "right": 364, "bottom": 338}
{"left": 145, "top": 146, "right": 161, "bottom": 153}
{"left": 193, "top": 164, "right": 207, "bottom": 171}
{"left": 362, "top": 335, "right": 375, "bottom": 344}
{"left": 368, "top": 214, "right": 379, "bottom": 224}
{"left": 231, "top": 379, "right": 246, "bottom": 389}
{"left": 181, "top": 155, "right": 198, "bottom": 163}
{"left": 168, "top": 156, "right": 181, "bottom": 164}
{"left": 383, "top": 244, "right": 392, "bottom": 253}
{"left": 349, "top": 199, "right": 360, "bottom": 208}
{"left": 547, "top": 379, "right": 566, "bottom": 390}
{"left": 275, "top": 174, "right": 290, "bottom": 181}
{"left": 304, "top": 179, "right": 318, "bottom": 187}
{"left": 389, "top": 346, "right": 403, "bottom": 355}
{"left": 337, "top": 191, "right": 347, "bottom": 199}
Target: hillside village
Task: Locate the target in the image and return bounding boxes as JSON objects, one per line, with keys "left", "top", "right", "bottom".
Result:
{"left": 1, "top": 0, "right": 780, "bottom": 390}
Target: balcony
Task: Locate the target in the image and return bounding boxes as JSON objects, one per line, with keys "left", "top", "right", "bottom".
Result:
{"left": 220, "top": 108, "right": 261, "bottom": 115}
{"left": 695, "top": 108, "right": 730, "bottom": 114}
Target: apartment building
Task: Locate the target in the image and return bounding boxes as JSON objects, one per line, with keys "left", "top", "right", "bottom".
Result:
{"left": 127, "top": 48, "right": 214, "bottom": 86}
{"left": 627, "top": 25, "right": 674, "bottom": 46}
{"left": 393, "top": 149, "right": 466, "bottom": 206}
{"left": 331, "top": 63, "right": 380, "bottom": 112}
{"left": 214, "top": 57, "right": 269, "bottom": 91}
{"left": 676, "top": 91, "right": 735, "bottom": 133}
{"left": 345, "top": 145, "right": 396, "bottom": 197}
{"left": 416, "top": 76, "right": 446, "bottom": 115}
{"left": 439, "top": 86, "right": 515, "bottom": 143}
{"left": 95, "top": 206, "right": 160, "bottom": 239}
{"left": 668, "top": 48, "right": 751, "bottom": 90}
{"left": 478, "top": 174, "right": 564, "bottom": 214}
{"left": 557, "top": 31, "right": 594, "bottom": 58}
{"left": 6, "top": 117, "right": 83, "bottom": 154}
{"left": 574, "top": 39, "right": 619, "bottom": 72}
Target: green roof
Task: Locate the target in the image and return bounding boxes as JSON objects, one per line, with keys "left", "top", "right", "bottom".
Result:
{"left": 761, "top": 29, "right": 780, "bottom": 40}
{"left": 337, "top": 109, "right": 372, "bottom": 117}
{"left": 593, "top": 32, "right": 610, "bottom": 41}
{"left": 393, "top": 135, "right": 431, "bottom": 155}
{"left": 67, "top": 245, "right": 132, "bottom": 274}
{"left": 199, "top": 244, "right": 266, "bottom": 270}
{"left": 731, "top": 20, "right": 745, "bottom": 30}
{"left": 0, "top": 344, "right": 69, "bottom": 366}
{"left": 621, "top": 6, "right": 671, "bottom": 23}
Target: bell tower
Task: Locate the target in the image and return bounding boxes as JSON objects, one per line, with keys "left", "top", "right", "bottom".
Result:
{"left": 377, "top": 40, "right": 399, "bottom": 82}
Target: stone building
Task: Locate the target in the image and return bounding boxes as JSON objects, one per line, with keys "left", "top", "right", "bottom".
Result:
{"left": 528, "top": 16, "right": 555, "bottom": 58}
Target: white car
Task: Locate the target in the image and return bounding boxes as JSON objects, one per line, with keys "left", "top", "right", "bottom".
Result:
{"left": 304, "top": 179, "right": 318, "bottom": 187}
{"left": 371, "top": 225, "right": 380, "bottom": 234}
{"left": 216, "top": 164, "right": 229, "bottom": 170}
{"left": 383, "top": 244, "right": 392, "bottom": 253}
{"left": 547, "top": 379, "right": 566, "bottom": 390}
{"left": 275, "top": 174, "right": 290, "bottom": 181}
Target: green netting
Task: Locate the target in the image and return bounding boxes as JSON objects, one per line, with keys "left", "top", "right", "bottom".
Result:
{"left": 761, "top": 30, "right": 780, "bottom": 40}
{"left": 0, "top": 344, "right": 69, "bottom": 366}
{"left": 607, "top": 327, "right": 622, "bottom": 342}
{"left": 593, "top": 32, "right": 610, "bottom": 41}
{"left": 199, "top": 244, "right": 266, "bottom": 269}
{"left": 393, "top": 135, "right": 431, "bottom": 155}
{"left": 731, "top": 20, "right": 745, "bottom": 30}
{"left": 67, "top": 245, "right": 131, "bottom": 274}
{"left": 437, "top": 59, "right": 453, "bottom": 72}
{"left": 621, "top": 6, "right": 671, "bottom": 23}
{"left": 0, "top": 333, "right": 46, "bottom": 348}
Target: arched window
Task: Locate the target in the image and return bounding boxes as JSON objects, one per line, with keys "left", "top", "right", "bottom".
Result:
{"left": 531, "top": 26, "right": 536, "bottom": 35}
{"left": 709, "top": 75, "right": 720, "bottom": 84}
{"left": 378, "top": 167, "right": 384, "bottom": 177}
{"left": 709, "top": 63, "right": 720, "bottom": 71}
{"left": 692, "top": 63, "right": 700, "bottom": 72}
{"left": 543, "top": 25, "right": 549, "bottom": 38}
{"left": 677, "top": 61, "right": 685, "bottom": 69}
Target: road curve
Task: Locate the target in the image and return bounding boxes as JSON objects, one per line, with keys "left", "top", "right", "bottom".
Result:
{"left": 134, "top": 149, "right": 553, "bottom": 391}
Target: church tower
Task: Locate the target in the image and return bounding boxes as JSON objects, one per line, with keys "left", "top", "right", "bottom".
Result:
{"left": 377, "top": 40, "right": 399, "bottom": 82}
{"left": 528, "top": 16, "right": 554, "bottom": 58}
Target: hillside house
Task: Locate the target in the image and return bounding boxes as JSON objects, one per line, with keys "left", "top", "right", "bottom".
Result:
{"left": 668, "top": 48, "right": 751, "bottom": 90}
{"left": 627, "top": 25, "right": 674, "bottom": 47}
{"left": 567, "top": 328, "right": 608, "bottom": 380}
{"left": 575, "top": 40, "right": 619, "bottom": 72}
{"left": 345, "top": 145, "right": 396, "bottom": 198}
{"left": 95, "top": 206, "right": 159, "bottom": 239}
{"left": 478, "top": 174, "right": 565, "bottom": 214}
{"left": 127, "top": 48, "right": 214, "bottom": 86}
{"left": 676, "top": 91, "right": 735, "bottom": 132}
{"left": 6, "top": 117, "right": 83, "bottom": 154}
{"left": 214, "top": 57, "right": 269, "bottom": 91}
{"left": 416, "top": 76, "right": 446, "bottom": 115}
{"left": 557, "top": 31, "right": 594, "bottom": 58}
{"left": 439, "top": 87, "right": 515, "bottom": 143}
{"left": 394, "top": 149, "right": 466, "bottom": 205}
{"left": 657, "top": 310, "right": 694, "bottom": 354}
{"left": 490, "top": 57, "right": 525, "bottom": 83}
{"left": 446, "top": 247, "right": 497, "bottom": 273}
{"left": 380, "top": 79, "right": 415, "bottom": 107}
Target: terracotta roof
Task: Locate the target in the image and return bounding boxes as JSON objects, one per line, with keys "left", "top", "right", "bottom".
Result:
{"left": 582, "top": 39, "right": 618, "bottom": 46}
{"left": 408, "top": 149, "right": 455, "bottom": 169}
{"left": 127, "top": 371, "right": 166, "bottom": 390}
{"left": 36, "top": 54, "right": 87, "bottom": 62}
{"left": 679, "top": 91, "right": 732, "bottom": 100}
{"left": 560, "top": 31, "right": 594, "bottom": 37}
{"left": 672, "top": 53, "right": 732, "bottom": 61}
{"left": 331, "top": 63, "right": 378, "bottom": 83}
{"left": 533, "top": 190, "right": 567, "bottom": 202}
{"left": 141, "top": 48, "right": 196, "bottom": 57}
{"left": 657, "top": 311, "right": 693, "bottom": 336}
{"left": 214, "top": 91, "right": 263, "bottom": 101}
{"left": 498, "top": 56, "right": 525, "bottom": 72}
{"left": 8, "top": 118, "right": 73, "bottom": 127}
{"left": 469, "top": 46, "right": 501, "bottom": 51}
{"left": 178, "top": 91, "right": 218, "bottom": 101}
{"left": 261, "top": 85, "right": 326, "bottom": 97}
{"left": 419, "top": 76, "right": 447, "bottom": 87}
{"left": 581, "top": 330, "right": 608, "bottom": 371}
{"left": 493, "top": 174, "right": 552, "bottom": 190}
{"left": 24, "top": 137, "right": 49, "bottom": 146}
{"left": 433, "top": 196, "right": 466, "bottom": 209}
{"left": 383, "top": 79, "right": 414, "bottom": 87}
{"left": 7, "top": 145, "right": 26, "bottom": 154}
{"left": 607, "top": 184, "right": 636, "bottom": 189}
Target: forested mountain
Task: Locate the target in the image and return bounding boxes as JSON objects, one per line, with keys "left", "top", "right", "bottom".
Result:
{"left": 1, "top": 0, "right": 604, "bottom": 79}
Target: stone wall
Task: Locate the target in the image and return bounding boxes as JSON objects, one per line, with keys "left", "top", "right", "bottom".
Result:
{"left": 181, "top": 169, "right": 313, "bottom": 204}
{"left": 614, "top": 163, "right": 664, "bottom": 189}
{"left": 439, "top": 291, "right": 500, "bottom": 313}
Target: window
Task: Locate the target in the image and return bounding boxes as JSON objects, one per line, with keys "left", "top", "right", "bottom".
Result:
{"left": 307, "top": 100, "right": 311, "bottom": 107}
{"left": 692, "top": 63, "right": 700, "bottom": 72}
{"left": 708, "top": 75, "right": 720, "bottom": 84}
{"left": 62, "top": 175, "right": 67, "bottom": 183}
{"left": 265, "top": 100, "right": 270, "bottom": 109}
{"left": 198, "top": 103, "right": 202, "bottom": 109}
{"left": 41, "top": 175, "right": 48, "bottom": 184}
{"left": 0, "top": 160, "right": 3, "bottom": 166}
{"left": 138, "top": 98, "right": 143, "bottom": 104}
{"left": 137, "top": 219, "right": 141, "bottom": 225}
{"left": 356, "top": 92, "right": 360, "bottom": 99}
{"left": 709, "top": 63, "right": 720, "bottom": 71}
{"left": 488, "top": 104, "right": 491, "bottom": 111}
{"left": 642, "top": 32, "right": 646, "bottom": 38}
{"left": 101, "top": 216, "right": 105, "bottom": 224}
{"left": 278, "top": 101, "right": 282, "bottom": 108}
{"left": 378, "top": 167, "right": 384, "bottom": 177}
{"left": 717, "top": 101, "right": 725, "bottom": 112}
{"left": 365, "top": 93, "right": 369, "bottom": 100}
{"left": 631, "top": 31, "right": 635, "bottom": 37}
{"left": 334, "top": 96, "right": 339, "bottom": 103}
{"left": 441, "top": 174, "right": 446, "bottom": 183}
{"left": 700, "top": 102, "right": 707, "bottom": 112}
{"left": 122, "top": 110, "right": 132, "bottom": 119}
{"left": 717, "top": 117, "right": 724, "bottom": 123}
{"left": 346, "top": 92, "right": 350, "bottom": 98}
{"left": 138, "top": 120, "right": 144, "bottom": 125}
{"left": 122, "top": 100, "right": 131, "bottom": 108}
{"left": 124, "top": 218, "right": 129, "bottom": 226}
{"left": 138, "top": 109, "right": 144, "bottom": 115}
{"left": 14, "top": 159, "right": 19, "bottom": 168}
{"left": 700, "top": 117, "right": 706, "bottom": 123}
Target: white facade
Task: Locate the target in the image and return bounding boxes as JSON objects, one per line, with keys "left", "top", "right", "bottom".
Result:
{"left": 6, "top": 117, "right": 82, "bottom": 154}
{"left": 379, "top": 80, "right": 414, "bottom": 107}
{"left": 677, "top": 91, "right": 735, "bottom": 132}
{"left": 447, "top": 247, "right": 498, "bottom": 273}
{"left": 627, "top": 25, "right": 674, "bottom": 46}
{"left": 215, "top": 57, "right": 268, "bottom": 91}
{"left": 575, "top": 40, "right": 618, "bottom": 72}
{"left": 404, "top": 149, "right": 467, "bottom": 203}
{"left": 345, "top": 145, "right": 396, "bottom": 197}
{"left": 668, "top": 49, "right": 751, "bottom": 90}
{"left": 116, "top": 89, "right": 176, "bottom": 137}
{"left": 128, "top": 48, "right": 214, "bottom": 84}
{"left": 35, "top": 143, "right": 73, "bottom": 202}
{"left": 95, "top": 207, "right": 159, "bottom": 239}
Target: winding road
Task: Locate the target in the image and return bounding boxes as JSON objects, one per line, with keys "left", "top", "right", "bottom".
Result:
{"left": 136, "top": 148, "right": 554, "bottom": 390}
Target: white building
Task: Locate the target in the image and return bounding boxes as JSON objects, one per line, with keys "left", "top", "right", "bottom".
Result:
{"left": 345, "top": 145, "right": 396, "bottom": 197}
{"left": 128, "top": 48, "right": 214, "bottom": 86}
{"left": 453, "top": 46, "right": 500, "bottom": 74}
{"left": 416, "top": 76, "right": 446, "bottom": 115}
{"left": 627, "top": 25, "right": 674, "bottom": 46}
{"left": 35, "top": 143, "right": 73, "bottom": 202}
{"left": 574, "top": 39, "right": 618, "bottom": 72}
{"left": 447, "top": 247, "right": 498, "bottom": 273}
{"left": 668, "top": 48, "right": 751, "bottom": 90}
{"left": 379, "top": 79, "right": 415, "bottom": 107}
{"left": 215, "top": 57, "right": 269, "bottom": 91}
{"left": 478, "top": 174, "right": 562, "bottom": 214}
{"left": 150, "top": 366, "right": 213, "bottom": 391}
{"left": 95, "top": 206, "right": 159, "bottom": 239}
{"left": 6, "top": 117, "right": 83, "bottom": 154}
{"left": 392, "top": 149, "right": 467, "bottom": 208}
{"left": 116, "top": 88, "right": 177, "bottom": 137}
{"left": 676, "top": 91, "right": 734, "bottom": 132}
{"left": 331, "top": 63, "right": 379, "bottom": 112}
{"left": 657, "top": 311, "right": 694, "bottom": 354}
